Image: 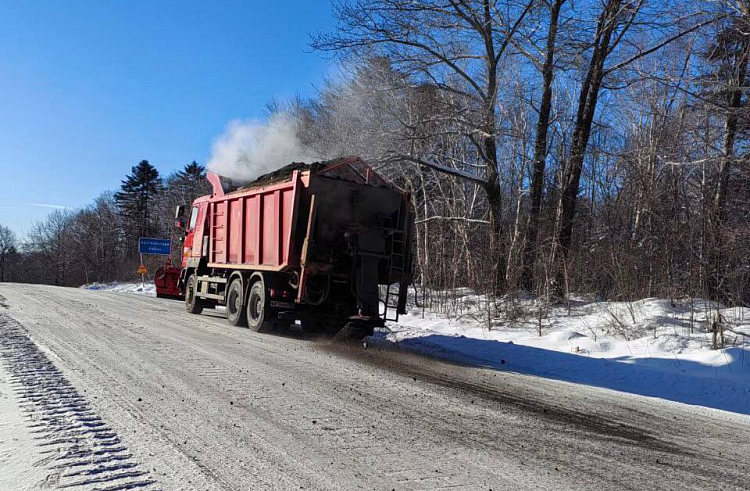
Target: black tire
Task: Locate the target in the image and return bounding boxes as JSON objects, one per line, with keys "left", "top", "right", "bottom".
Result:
{"left": 225, "top": 279, "right": 247, "bottom": 327}
{"left": 246, "top": 281, "right": 276, "bottom": 333}
{"left": 185, "top": 274, "right": 203, "bottom": 315}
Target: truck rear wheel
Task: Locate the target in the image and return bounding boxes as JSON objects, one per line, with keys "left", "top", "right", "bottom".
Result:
{"left": 246, "top": 281, "right": 276, "bottom": 333}
{"left": 226, "top": 279, "right": 247, "bottom": 327}
{"left": 185, "top": 274, "right": 203, "bottom": 315}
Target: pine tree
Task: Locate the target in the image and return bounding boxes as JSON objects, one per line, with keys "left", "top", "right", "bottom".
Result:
{"left": 167, "top": 161, "right": 210, "bottom": 205}
{"left": 157, "top": 161, "right": 210, "bottom": 265}
{"left": 114, "top": 160, "right": 163, "bottom": 255}
{"left": 176, "top": 160, "right": 205, "bottom": 183}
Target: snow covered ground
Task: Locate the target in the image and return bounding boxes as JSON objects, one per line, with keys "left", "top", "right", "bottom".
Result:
{"left": 0, "top": 314, "right": 156, "bottom": 490}
{"left": 1, "top": 283, "right": 749, "bottom": 489}
{"left": 80, "top": 281, "right": 156, "bottom": 296}
{"left": 0, "top": 362, "right": 50, "bottom": 490}
{"left": 373, "top": 292, "right": 750, "bottom": 415}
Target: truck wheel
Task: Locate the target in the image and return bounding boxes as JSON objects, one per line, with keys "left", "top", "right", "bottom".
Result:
{"left": 226, "top": 279, "right": 247, "bottom": 327}
{"left": 185, "top": 274, "right": 203, "bottom": 315}
{"left": 246, "top": 282, "right": 276, "bottom": 333}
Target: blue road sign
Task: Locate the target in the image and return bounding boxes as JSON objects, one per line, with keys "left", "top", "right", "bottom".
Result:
{"left": 139, "top": 237, "right": 171, "bottom": 256}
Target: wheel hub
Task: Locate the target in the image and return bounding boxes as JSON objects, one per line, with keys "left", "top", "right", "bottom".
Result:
{"left": 250, "top": 294, "right": 260, "bottom": 321}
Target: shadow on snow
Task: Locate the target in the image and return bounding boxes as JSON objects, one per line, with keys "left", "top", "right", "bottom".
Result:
{"left": 378, "top": 333, "right": 750, "bottom": 416}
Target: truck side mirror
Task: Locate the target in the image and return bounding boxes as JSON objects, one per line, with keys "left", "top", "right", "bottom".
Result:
{"left": 175, "top": 205, "right": 186, "bottom": 220}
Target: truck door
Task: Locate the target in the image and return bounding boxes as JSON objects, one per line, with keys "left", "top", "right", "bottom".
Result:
{"left": 187, "top": 203, "right": 208, "bottom": 258}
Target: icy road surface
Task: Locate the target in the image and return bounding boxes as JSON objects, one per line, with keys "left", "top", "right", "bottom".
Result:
{"left": 0, "top": 284, "right": 748, "bottom": 490}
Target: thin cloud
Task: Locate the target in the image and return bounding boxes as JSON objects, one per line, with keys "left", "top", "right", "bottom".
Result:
{"left": 27, "top": 202, "right": 74, "bottom": 210}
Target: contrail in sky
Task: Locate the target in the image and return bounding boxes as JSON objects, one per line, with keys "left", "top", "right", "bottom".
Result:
{"left": 26, "top": 203, "right": 74, "bottom": 210}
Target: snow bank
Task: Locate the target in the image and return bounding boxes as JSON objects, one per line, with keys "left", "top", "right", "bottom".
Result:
{"left": 373, "top": 294, "right": 750, "bottom": 415}
{"left": 80, "top": 281, "right": 156, "bottom": 297}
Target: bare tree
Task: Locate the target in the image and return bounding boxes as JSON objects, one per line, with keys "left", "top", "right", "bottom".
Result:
{"left": 549, "top": 0, "right": 715, "bottom": 297}
{"left": 0, "top": 224, "right": 17, "bottom": 282}
{"left": 313, "top": 0, "right": 535, "bottom": 291}
{"left": 518, "top": 0, "right": 566, "bottom": 291}
{"left": 26, "top": 211, "right": 75, "bottom": 286}
{"left": 703, "top": 1, "right": 750, "bottom": 300}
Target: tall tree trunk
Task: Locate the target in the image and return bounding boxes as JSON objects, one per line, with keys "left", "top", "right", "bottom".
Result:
{"left": 520, "top": 0, "right": 563, "bottom": 292}
{"left": 552, "top": 0, "right": 621, "bottom": 296}
{"left": 485, "top": 127, "right": 505, "bottom": 293}
{"left": 483, "top": 0, "right": 505, "bottom": 294}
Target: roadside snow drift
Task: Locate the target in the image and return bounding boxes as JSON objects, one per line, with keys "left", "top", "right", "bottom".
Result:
{"left": 373, "top": 295, "right": 750, "bottom": 415}
{"left": 81, "top": 281, "right": 156, "bottom": 297}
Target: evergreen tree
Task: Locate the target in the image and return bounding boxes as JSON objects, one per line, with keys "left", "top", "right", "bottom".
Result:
{"left": 158, "top": 161, "right": 211, "bottom": 265}
{"left": 172, "top": 161, "right": 208, "bottom": 199}
{"left": 176, "top": 160, "right": 205, "bottom": 183}
{"left": 114, "top": 160, "right": 163, "bottom": 254}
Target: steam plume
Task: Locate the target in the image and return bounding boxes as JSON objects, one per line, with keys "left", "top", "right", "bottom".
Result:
{"left": 207, "top": 113, "right": 317, "bottom": 181}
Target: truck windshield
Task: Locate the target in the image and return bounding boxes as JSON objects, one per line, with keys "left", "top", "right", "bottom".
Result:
{"left": 188, "top": 206, "right": 199, "bottom": 231}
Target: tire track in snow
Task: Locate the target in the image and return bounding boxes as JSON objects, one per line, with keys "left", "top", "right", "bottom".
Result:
{"left": 0, "top": 314, "right": 156, "bottom": 491}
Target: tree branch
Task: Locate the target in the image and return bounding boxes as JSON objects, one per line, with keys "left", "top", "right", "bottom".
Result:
{"left": 383, "top": 154, "right": 488, "bottom": 187}
{"left": 605, "top": 14, "right": 727, "bottom": 75}
{"left": 416, "top": 216, "right": 490, "bottom": 225}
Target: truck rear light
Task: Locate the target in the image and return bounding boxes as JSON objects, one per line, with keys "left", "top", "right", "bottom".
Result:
{"left": 270, "top": 289, "right": 291, "bottom": 299}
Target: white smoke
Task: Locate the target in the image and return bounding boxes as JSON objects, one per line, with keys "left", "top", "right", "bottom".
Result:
{"left": 207, "top": 113, "right": 318, "bottom": 181}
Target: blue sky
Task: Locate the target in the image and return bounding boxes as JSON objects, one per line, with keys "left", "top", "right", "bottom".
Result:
{"left": 0, "top": 1, "right": 336, "bottom": 236}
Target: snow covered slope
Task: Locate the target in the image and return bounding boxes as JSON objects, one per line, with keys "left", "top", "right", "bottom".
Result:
{"left": 374, "top": 294, "right": 750, "bottom": 415}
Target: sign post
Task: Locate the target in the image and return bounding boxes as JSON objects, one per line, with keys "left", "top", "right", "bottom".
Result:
{"left": 138, "top": 238, "right": 171, "bottom": 290}
{"left": 137, "top": 261, "right": 148, "bottom": 290}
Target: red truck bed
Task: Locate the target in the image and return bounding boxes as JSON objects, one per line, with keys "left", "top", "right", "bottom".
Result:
{"left": 207, "top": 174, "right": 300, "bottom": 270}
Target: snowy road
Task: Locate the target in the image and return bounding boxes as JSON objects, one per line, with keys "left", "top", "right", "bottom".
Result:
{"left": 0, "top": 284, "right": 748, "bottom": 490}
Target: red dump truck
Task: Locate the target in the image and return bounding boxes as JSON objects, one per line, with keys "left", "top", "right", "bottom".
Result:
{"left": 160, "top": 156, "right": 413, "bottom": 336}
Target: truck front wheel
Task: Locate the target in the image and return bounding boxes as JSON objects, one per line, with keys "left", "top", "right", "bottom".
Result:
{"left": 185, "top": 274, "right": 203, "bottom": 315}
{"left": 226, "top": 279, "right": 247, "bottom": 327}
{"left": 246, "top": 281, "right": 275, "bottom": 333}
